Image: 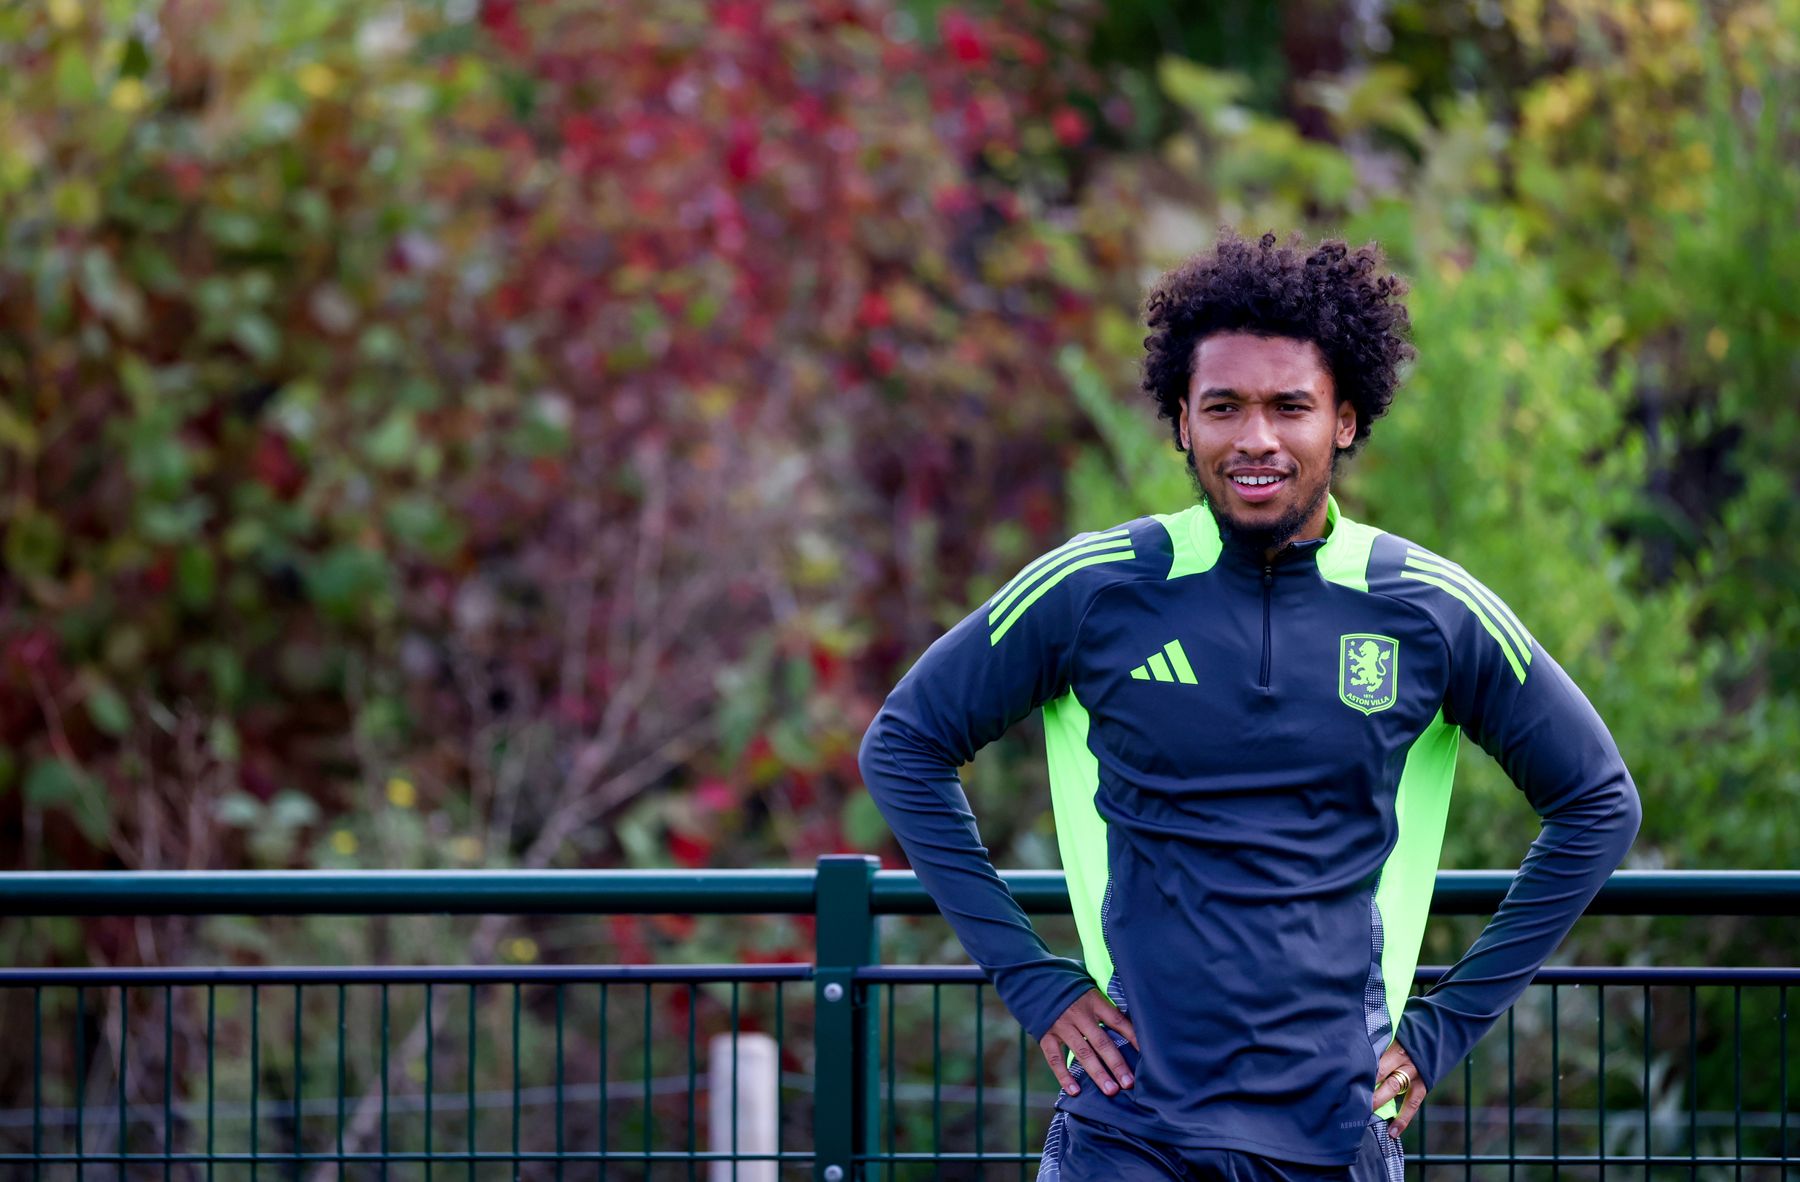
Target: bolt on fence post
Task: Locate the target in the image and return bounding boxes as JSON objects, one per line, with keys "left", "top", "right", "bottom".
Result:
{"left": 814, "top": 855, "right": 880, "bottom": 1182}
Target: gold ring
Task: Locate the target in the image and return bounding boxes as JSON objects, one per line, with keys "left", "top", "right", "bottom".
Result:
{"left": 1389, "top": 1068, "right": 1411, "bottom": 1093}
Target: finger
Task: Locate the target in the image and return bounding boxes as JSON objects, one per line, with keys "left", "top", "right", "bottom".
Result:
{"left": 1102, "top": 1005, "right": 1140, "bottom": 1051}
{"left": 1388, "top": 1079, "right": 1428, "bottom": 1138}
{"left": 1040, "top": 1037, "right": 1080, "bottom": 1096}
{"left": 1068, "top": 1029, "right": 1124, "bottom": 1095}
{"left": 1079, "top": 1016, "right": 1134, "bottom": 1090}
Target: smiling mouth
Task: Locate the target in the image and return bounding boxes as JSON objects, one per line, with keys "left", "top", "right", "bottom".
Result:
{"left": 1230, "top": 474, "right": 1286, "bottom": 486}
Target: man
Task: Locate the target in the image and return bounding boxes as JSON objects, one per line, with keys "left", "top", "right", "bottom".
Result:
{"left": 856, "top": 231, "right": 1641, "bottom": 1180}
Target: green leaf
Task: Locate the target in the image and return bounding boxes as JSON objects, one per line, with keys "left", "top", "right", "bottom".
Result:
{"left": 176, "top": 545, "right": 216, "bottom": 610}
{"left": 84, "top": 679, "right": 132, "bottom": 737}
{"left": 363, "top": 411, "right": 417, "bottom": 469}
{"left": 53, "top": 45, "right": 97, "bottom": 105}
{"left": 214, "top": 791, "right": 263, "bottom": 827}
{"left": 842, "top": 788, "right": 888, "bottom": 849}
{"left": 385, "top": 493, "right": 464, "bottom": 560}
{"left": 230, "top": 313, "right": 281, "bottom": 363}
{"left": 24, "top": 759, "right": 109, "bottom": 844}
{"left": 302, "top": 546, "right": 392, "bottom": 623}
{"left": 3, "top": 508, "right": 63, "bottom": 580}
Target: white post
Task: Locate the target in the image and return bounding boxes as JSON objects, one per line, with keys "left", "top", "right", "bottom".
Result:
{"left": 708, "top": 1031, "right": 779, "bottom": 1181}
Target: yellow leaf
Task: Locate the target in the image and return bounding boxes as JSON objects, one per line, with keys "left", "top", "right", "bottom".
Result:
{"left": 385, "top": 776, "right": 416, "bottom": 808}
{"left": 109, "top": 78, "right": 147, "bottom": 114}
{"left": 297, "top": 63, "right": 337, "bottom": 99}
{"left": 1705, "top": 328, "right": 1729, "bottom": 360}
{"left": 331, "top": 829, "right": 358, "bottom": 855}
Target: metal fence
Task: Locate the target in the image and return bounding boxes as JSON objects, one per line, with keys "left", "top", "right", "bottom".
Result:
{"left": 1, "top": 861, "right": 1795, "bottom": 1180}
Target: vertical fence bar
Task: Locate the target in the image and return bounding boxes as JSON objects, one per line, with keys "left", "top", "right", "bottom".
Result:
{"left": 335, "top": 983, "right": 346, "bottom": 1181}
{"left": 775, "top": 980, "right": 787, "bottom": 1170}
{"left": 556, "top": 983, "right": 567, "bottom": 1182}
{"left": 732, "top": 980, "right": 742, "bottom": 1176}
{"left": 251, "top": 984, "right": 259, "bottom": 1182}
{"left": 885, "top": 981, "right": 896, "bottom": 1171}
{"left": 76, "top": 984, "right": 86, "bottom": 1182}
{"left": 293, "top": 984, "right": 303, "bottom": 1182}
{"left": 1733, "top": 985, "right": 1742, "bottom": 1182}
{"left": 163, "top": 984, "right": 172, "bottom": 1182}
{"left": 1551, "top": 984, "right": 1560, "bottom": 1180}
{"left": 643, "top": 983, "right": 653, "bottom": 1164}
{"left": 32, "top": 985, "right": 42, "bottom": 1182}
{"left": 1507, "top": 1005, "right": 1516, "bottom": 1182}
{"left": 1688, "top": 986, "right": 1697, "bottom": 1178}
{"left": 1605, "top": 978, "right": 1620, "bottom": 1173}
{"left": 685, "top": 983, "right": 695, "bottom": 1182}
{"left": 466, "top": 984, "right": 476, "bottom": 1182}
{"left": 424, "top": 983, "right": 433, "bottom": 1182}
{"left": 814, "top": 854, "right": 880, "bottom": 1182}
{"left": 207, "top": 984, "right": 217, "bottom": 1182}
{"left": 1781, "top": 984, "right": 1789, "bottom": 1172}
{"left": 117, "top": 985, "right": 127, "bottom": 1182}
{"left": 975, "top": 982, "right": 985, "bottom": 1168}
{"left": 1463, "top": 1050, "right": 1472, "bottom": 1180}
{"left": 931, "top": 983, "right": 942, "bottom": 1163}
{"left": 599, "top": 984, "right": 609, "bottom": 1168}
{"left": 512, "top": 982, "right": 522, "bottom": 1176}
{"left": 1642, "top": 987, "right": 1651, "bottom": 1182}
{"left": 379, "top": 983, "right": 390, "bottom": 1182}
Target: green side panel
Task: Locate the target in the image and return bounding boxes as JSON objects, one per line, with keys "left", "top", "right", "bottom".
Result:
{"left": 1163, "top": 639, "right": 1198, "bottom": 685}
{"left": 1042, "top": 691, "right": 1112, "bottom": 993}
{"left": 1152, "top": 504, "right": 1222, "bottom": 579}
{"left": 1130, "top": 665, "right": 1150, "bottom": 680}
{"left": 1375, "top": 709, "right": 1460, "bottom": 1067}
{"left": 1314, "top": 496, "right": 1383, "bottom": 592}
{"left": 1146, "top": 652, "right": 1174, "bottom": 682}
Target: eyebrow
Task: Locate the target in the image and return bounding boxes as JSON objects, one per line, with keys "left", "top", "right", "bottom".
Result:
{"left": 1196, "top": 387, "right": 1318, "bottom": 402}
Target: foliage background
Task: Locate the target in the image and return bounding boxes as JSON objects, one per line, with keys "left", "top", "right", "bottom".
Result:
{"left": 1, "top": 0, "right": 1796, "bottom": 1169}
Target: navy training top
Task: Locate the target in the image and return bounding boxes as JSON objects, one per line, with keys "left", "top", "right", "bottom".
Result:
{"left": 857, "top": 499, "right": 1640, "bottom": 1165}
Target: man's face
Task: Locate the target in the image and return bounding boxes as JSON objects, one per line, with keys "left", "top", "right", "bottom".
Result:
{"left": 1179, "top": 332, "right": 1357, "bottom": 556}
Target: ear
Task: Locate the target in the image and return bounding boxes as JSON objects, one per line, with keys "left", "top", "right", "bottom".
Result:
{"left": 1178, "top": 398, "right": 1190, "bottom": 450}
{"left": 1334, "top": 398, "right": 1357, "bottom": 450}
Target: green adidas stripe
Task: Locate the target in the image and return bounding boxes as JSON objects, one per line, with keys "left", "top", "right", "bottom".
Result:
{"left": 989, "top": 549, "right": 1136, "bottom": 645}
{"left": 1401, "top": 570, "right": 1528, "bottom": 683}
{"left": 1162, "top": 639, "right": 1198, "bottom": 685}
{"left": 1146, "top": 653, "right": 1174, "bottom": 682}
{"left": 1405, "top": 552, "right": 1533, "bottom": 661}
{"left": 987, "top": 529, "right": 1131, "bottom": 619}
{"left": 987, "top": 538, "right": 1133, "bottom": 626}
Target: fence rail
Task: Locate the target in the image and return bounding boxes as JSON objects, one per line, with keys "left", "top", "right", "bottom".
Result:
{"left": 1, "top": 862, "right": 1794, "bottom": 1180}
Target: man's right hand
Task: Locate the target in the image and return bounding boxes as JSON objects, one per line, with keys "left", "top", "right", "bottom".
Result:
{"left": 1039, "top": 989, "right": 1139, "bottom": 1097}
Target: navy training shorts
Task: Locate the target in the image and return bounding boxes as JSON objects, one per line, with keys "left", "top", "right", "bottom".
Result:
{"left": 1035, "top": 1109, "right": 1405, "bottom": 1182}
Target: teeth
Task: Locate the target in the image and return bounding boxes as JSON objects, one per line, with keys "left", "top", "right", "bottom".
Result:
{"left": 1232, "top": 475, "right": 1282, "bottom": 486}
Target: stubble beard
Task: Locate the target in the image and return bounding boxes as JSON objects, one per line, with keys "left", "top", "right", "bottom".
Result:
{"left": 1185, "top": 448, "right": 1338, "bottom": 557}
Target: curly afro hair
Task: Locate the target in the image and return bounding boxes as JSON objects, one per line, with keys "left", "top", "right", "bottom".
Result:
{"left": 1142, "top": 230, "right": 1414, "bottom": 457}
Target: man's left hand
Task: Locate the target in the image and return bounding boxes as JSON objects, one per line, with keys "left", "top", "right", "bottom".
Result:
{"left": 1372, "top": 1041, "right": 1427, "bottom": 1138}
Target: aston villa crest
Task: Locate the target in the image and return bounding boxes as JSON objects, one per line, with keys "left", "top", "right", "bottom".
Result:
{"left": 1339, "top": 633, "right": 1399, "bottom": 715}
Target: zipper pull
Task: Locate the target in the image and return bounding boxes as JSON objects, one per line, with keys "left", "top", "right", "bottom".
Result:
{"left": 1262, "top": 565, "right": 1273, "bottom": 587}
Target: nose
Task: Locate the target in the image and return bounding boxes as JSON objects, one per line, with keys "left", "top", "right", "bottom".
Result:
{"left": 1233, "top": 406, "right": 1279, "bottom": 458}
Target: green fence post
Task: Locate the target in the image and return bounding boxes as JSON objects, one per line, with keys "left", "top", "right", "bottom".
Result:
{"left": 814, "top": 855, "right": 880, "bottom": 1181}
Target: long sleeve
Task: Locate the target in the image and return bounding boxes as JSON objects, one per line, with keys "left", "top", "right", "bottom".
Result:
{"left": 858, "top": 528, "right": 1137, "bottom": 1041}
{"left": 1394, "top": 583, "right": 1642, "bottom": 1090}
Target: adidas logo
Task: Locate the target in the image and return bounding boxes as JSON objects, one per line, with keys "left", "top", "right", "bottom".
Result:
{"left": 1129, "top": 639, "right": 1198, "bottom": 685}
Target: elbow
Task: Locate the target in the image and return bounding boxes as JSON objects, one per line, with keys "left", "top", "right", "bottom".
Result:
{"left": 1615, "top": 773, "right": 1643, "bottom": 852}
